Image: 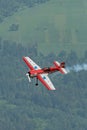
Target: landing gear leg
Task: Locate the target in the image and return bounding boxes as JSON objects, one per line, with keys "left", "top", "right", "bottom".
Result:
{"left": 35, "top": 78, "right": 38, "bottom": 86}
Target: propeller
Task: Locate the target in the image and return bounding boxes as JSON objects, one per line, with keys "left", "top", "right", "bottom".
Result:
{"left": 26, "top": 73, "right": 31, "bottom": 82}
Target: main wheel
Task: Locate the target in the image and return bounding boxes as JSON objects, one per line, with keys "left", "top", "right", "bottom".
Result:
{"left": 36, "top": 83, "right": 38, "bottom": 86}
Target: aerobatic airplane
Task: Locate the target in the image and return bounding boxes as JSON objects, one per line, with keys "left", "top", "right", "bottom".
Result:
{"left": 23, "top": 56, "right": 67, "bottom": 90}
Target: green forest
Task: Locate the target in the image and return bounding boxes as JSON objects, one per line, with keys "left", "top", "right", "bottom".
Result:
{"left": 0, "top": 39, "right": 87, "bottom": 130}
{"left": 0, "top": 0, "right": 87, "bottom": 130}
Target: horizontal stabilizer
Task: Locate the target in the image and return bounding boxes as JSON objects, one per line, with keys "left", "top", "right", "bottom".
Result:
{"left": 54, "top": 61, "right": 67, "bottom": 74}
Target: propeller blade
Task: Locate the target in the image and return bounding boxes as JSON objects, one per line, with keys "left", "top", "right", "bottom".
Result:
{"left": 26, "top": 73, "right": 31, "bottom": 82}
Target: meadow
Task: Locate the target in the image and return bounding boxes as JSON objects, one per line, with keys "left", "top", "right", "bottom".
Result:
{"left": 0, "top": 0, "right": 87, "bottom": 56}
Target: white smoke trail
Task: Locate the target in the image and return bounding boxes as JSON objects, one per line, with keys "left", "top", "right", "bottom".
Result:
{"left": 66, "top": 63, "right": 87, "bottom": 73}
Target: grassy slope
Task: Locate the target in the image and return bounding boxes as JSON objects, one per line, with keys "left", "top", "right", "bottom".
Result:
{"left": 0, "top": 0, "right": 87, "bottom": 56}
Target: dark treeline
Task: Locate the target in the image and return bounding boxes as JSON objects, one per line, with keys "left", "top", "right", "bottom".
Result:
{"left": 0, "top": 39, "right": 87, "bottom": 130}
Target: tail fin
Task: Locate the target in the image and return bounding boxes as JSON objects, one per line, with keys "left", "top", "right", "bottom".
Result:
{"left": 54, "top": 61, "right": 67, "bottom": 74}
{"left": 60, "top": 62, "right": 65, "bottom": 68}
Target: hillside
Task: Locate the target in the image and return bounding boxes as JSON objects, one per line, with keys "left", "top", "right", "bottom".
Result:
{"left": 0, "top": 42, "right": 87, "bottom": 130}
{"left": 0, "top": 1, "right": 87, "bottom": 129}
{"left": 0, "top": 0, "right": 87, "bottom": 55}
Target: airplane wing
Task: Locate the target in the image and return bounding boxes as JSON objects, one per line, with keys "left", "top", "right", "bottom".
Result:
{"left": 37, "top": 74, "right": 56, "bottom": 90}
{"left": 23, "top": 56, "right": 41, "bottom": 70}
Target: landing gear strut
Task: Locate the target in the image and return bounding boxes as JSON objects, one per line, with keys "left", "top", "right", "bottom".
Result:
{"left": 35, "top": 78, "right": 38, "bottom": 86}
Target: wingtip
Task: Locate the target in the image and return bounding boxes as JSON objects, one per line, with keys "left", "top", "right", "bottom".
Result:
{"left": 22, "top": 56, "right": 25, "bottom": 60}
{"left": 49, "top": 88, "right": 56, "bottom": 91}
{"left": 22, "top": 56, "right": 27, "bottom": 61}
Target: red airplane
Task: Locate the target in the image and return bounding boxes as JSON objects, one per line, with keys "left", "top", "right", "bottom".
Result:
{"left": 23, "top": 56, "right": 67, "bottom": 90}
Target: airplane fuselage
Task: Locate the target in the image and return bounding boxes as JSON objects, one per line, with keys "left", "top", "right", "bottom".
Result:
{"left": 29, "top": 67, "right": 58, "bottom": 78}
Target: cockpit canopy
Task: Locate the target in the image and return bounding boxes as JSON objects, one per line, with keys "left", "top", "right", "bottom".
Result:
{"left": 42, "top": 67, "right": 50, "bottom": 72}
